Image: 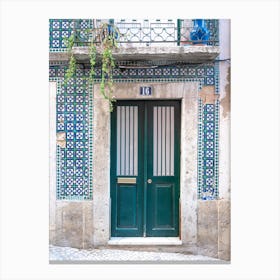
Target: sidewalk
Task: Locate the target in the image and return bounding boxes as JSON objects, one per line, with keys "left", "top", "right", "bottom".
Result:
{"left": 49, "top": 245, "right": 227, "bottom": 263}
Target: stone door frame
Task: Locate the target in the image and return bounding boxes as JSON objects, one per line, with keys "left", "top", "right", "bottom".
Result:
{"left": 92, "top": 82, "right": 199, "bottom": 246}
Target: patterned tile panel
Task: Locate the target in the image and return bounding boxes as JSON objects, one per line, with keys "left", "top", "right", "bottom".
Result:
{"left": 49, "top": 19, "right": 93, "bottom": 52}
{"left": 197, "top": 101, "right": 219, "bottom": 200}
{"left": 49, "top": 19, "right": 75, "bottom": 51}
{"left": 52, "top": 71, "right": 93, "bottom": 200}
{"left": 49, "top": 64, "right": 216, "bottom": 86}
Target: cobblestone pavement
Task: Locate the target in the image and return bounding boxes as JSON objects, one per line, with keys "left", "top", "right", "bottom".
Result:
{"left": 49, "top": 245, "right": 225, "bottom": 263}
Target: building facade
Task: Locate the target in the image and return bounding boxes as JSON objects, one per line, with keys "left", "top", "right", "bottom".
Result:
{"left": 49, "top": 19, "right": 230, "bottom": 261}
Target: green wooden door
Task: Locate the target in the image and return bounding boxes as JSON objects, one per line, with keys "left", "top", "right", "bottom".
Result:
{"left": 111, "top": 101, "right": 180, "bottom": 237}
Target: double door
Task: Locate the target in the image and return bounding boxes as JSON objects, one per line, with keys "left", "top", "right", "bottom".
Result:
{"left": 110, "top": 100, "right": 181, "bottom": 237}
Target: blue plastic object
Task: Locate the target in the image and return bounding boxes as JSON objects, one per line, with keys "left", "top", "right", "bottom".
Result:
{"left": 190, "top": 19, "right": 210, "bottom": 45}
{"left": 107, "top": 24, "right": 119, "bottom": 40}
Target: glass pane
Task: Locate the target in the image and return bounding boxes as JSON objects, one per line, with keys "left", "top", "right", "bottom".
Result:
{"left": 117, "top": 106, "right": 138, "bottom": 176}
{"left": 153, "top": 106, "right": 174, "bottom": 176}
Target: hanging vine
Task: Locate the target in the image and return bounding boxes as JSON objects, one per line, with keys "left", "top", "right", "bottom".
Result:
{"left": 89, "top": 42, "right": 96, "bottom": 83}
{"left": 63, "top": 22, "right": 119, "bottom": 112}
{"left": 99, "top": 24, "right": 119, "bottom": 112}
{"left": 63, "top": 34, "right": 76, "bottom": 86}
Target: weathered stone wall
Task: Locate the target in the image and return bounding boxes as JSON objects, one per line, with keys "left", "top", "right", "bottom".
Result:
{"left": 197, "top": 199, "right": 230, "bottom": 261}
{"left": 218, "top": 199, "right": 231, "bottom": 260}
{"left": 92, "top": 86, "right": 111, "bottom": 247}
{"left": 53, "top": 201, "right": 94, "bottom": 249}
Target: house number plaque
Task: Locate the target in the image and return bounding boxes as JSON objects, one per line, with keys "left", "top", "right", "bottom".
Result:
{"left": 140, "top": 86, "right": 152, "bottom": 96}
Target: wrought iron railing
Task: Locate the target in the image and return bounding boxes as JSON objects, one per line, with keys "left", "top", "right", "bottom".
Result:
{"left": 49, "top": 19, "right": 219, "bottom": 51}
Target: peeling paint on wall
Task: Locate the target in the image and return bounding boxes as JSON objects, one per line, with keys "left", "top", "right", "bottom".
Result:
{"left": 56, "top": 132, "right": 66, "bottom": 148}
{"left": 220, "top": 67, "right": 230, "bottom": 119}
{"left": 199, "top": 86, "right": 219, "bottom": 104}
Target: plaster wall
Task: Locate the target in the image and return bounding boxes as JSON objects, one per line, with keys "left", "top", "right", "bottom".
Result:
{"left": 219, "top": 19, "right": 231, "bottom": 200}
{"left": 218, "top": 19, "right": 231, "bottom": 261}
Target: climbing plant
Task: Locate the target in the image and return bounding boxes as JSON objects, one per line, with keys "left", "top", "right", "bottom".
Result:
{"left": 63, "top": 34, "right": 76, "bottom": 86}
{"left": 98, "top": 23, "right": 119, "bottom": 112}
{"left": 63, "top": 22, "right": 120, "bottom": 112}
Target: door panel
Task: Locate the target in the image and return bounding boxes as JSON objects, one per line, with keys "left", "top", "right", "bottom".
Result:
{"left": 111, "top": 102, "right": 144, "bottom": 237}
{"left": 154, "top": 183, "right": 175, "bottom": 228}
{"left": 111, "top": 100, "right": 180, "bottom": 237}
{"left": 147, "top": 101, "right": 180, "bottom": 236}
{"left": 117, "top": 184, "right": 137, "bottom": 228}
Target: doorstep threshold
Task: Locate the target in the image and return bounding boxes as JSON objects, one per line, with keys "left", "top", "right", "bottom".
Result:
{"left": 108, "top": 237, "right": 182, "bottom": 246}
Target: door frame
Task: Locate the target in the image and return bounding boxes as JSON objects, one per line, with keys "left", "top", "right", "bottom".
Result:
{"left": 110, "top": 100, "right": 181, "bottom": 237}
{"left": 92, "top": 82, "right": 198, "bottom": 246}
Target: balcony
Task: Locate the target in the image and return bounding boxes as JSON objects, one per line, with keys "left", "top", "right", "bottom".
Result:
{"left": 49, "top": 19, "right": 220, "bottom": 64}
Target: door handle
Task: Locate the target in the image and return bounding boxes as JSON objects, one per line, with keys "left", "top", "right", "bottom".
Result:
{"left": 147, "top": 179, "right": 152, "bottom": 184}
